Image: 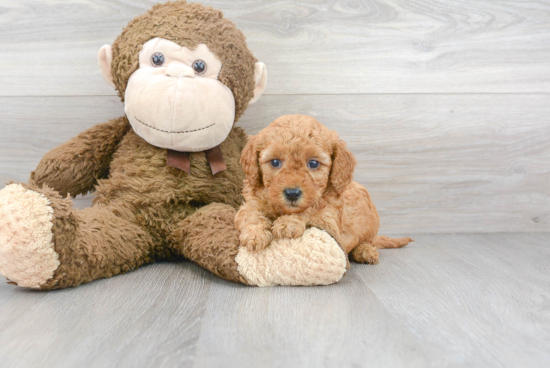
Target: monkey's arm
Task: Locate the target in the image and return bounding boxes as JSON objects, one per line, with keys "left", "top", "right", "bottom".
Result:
{"left": 30, "top": 116, "right": 131, "bottom": 197}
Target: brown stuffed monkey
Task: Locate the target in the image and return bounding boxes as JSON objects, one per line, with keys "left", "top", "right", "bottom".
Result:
{"left": 0, "top": 1, "right": 347, "bottom": 290}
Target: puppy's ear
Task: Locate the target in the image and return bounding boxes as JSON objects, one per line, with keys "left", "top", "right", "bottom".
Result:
{"left": 240, "top": 135, "right": 262, "bottom": 188}
{"left": 330, "top": 140, "right": 356, "bottom": 194}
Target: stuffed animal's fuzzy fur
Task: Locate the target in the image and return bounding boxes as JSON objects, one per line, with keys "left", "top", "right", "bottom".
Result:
{"left": 23, "top": 121, "right": 247, "bottom": 289}
{"left": 111, "top": 1, "right": 257, "bottom": 120}
{"left": 0, "top": 2, "right": 253, "bottom": 289}
{"left": 0, "top": 2, "right": 348, "bottom": 289}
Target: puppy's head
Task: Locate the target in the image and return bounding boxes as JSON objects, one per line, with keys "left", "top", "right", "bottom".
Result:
{"left": 241, "top": 115, "right": 356, "bottom": 214}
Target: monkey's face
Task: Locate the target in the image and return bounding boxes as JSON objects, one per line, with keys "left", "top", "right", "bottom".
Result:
{"left": 122, "top": 38, "right": 235, "bottom": 152}
{"left": 98, "top": 3, "right": 268, "bottom": 153}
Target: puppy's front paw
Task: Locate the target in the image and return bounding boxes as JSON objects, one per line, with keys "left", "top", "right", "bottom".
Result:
{"left": 239, "top": 226, "right": 273, "bottom": 252}
{"left": 272, "top": 216, "right": 306, "bottom": 239}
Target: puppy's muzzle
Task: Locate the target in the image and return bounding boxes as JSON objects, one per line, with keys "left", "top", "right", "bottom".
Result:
{"left": 283, "top": 188, "right": 302, "bottom": 202}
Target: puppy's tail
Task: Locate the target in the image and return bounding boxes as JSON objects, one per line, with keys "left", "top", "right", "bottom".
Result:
{"left": 373, "top": 235, "right": 413, "bottom": 249}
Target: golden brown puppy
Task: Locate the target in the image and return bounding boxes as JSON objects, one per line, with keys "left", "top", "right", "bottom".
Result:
{"left": 235, "top": 114, "right": 412, "bottom": 264}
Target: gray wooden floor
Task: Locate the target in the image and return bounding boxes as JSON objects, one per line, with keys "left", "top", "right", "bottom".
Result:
{"left": 1, "top": 1, "right": 550, "bottom": 367}
{"left": 0, "top": 233, "right": 548, "bottom": 368}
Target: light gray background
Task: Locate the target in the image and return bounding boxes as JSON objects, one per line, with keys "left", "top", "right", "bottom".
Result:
{"left": 0, "top": 1, "right": 549, "bottom": 367}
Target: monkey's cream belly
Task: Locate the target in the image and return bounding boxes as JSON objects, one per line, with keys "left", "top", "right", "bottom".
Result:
{"left": 125, "top": 71, "right": 236, "bottom": 152}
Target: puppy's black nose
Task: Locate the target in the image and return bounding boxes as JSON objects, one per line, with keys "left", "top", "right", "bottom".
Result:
{"left": 283, "top": 188, "right": 302, "bottom": 201}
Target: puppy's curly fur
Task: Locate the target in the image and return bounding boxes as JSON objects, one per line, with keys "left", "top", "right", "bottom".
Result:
{"left": 235, "top": 115, "right": 412, "bottom": 264}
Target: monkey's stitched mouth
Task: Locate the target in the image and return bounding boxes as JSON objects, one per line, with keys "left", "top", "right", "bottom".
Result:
{"left": 133, "top": 117, "right": 216, "bottom": 134}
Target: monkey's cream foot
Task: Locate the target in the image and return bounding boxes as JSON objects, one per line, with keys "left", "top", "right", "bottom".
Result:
{"left": 1, "top": 183, "right": 156, "bottom": 290}
{"left": 236, "top": 228, "right": 347, "bottom": 287}
{"left": 178, "top": 204, "right": 347, "bottom": 286}
{"left": 0, "top": 184, "right": 60, "bottom": 289}
{"left": 349, "top": 243, "right": 380, "bottom": 265}
{"left": 272, "top": 215, "right": 306, "bottom": 240}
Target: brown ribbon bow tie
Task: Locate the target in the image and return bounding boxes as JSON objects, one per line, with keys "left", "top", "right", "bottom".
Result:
{"left": 166, "top": 145, "right": 227, "bottom": 175}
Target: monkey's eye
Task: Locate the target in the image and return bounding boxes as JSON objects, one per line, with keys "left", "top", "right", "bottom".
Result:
{"left": 151, "top": 52, "right": 165, "bottom": 67}
{"left": 271, "top": 159, "right": 282, "bottom": 169}
{"left": 192, "top": 60, "right": 207, "bottom": 75}
{"left": 308, "top": 160, "right": 320, "bottom": 169}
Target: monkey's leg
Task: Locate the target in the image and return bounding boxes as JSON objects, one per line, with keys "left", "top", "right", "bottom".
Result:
{"left": 349, "top": 242, "right": 380, "bottom": 265}
{"left": 0, "top": 183, "right": 155, "bottom": 290}
{"left": 171, "top": 203, "right": 348, "bottom": 286}
{"left": 171, "top": 203, "right": 248, "bottom": 284}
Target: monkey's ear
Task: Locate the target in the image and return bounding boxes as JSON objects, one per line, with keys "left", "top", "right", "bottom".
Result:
{"left": 240, "top": 135, "right": 262, "bottom": 188}
{"left": 330, "top": 140, "right": 356, "bottom": 194}
{"left": 249, "top": 62, "right": 267, "bottom": 105}
{"left": 98, "top": 45, "right": 115, "bottom": 88}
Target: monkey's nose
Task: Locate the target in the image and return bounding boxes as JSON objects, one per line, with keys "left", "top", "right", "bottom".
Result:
{"left": 283, "top": 188, "right": 302, "bottom": 202}
{"left": 166, "top": 63, "right": 195, "bottom": 78}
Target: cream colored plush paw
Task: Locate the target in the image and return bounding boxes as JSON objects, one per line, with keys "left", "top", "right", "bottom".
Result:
{"left": 0, "top": 184, "right": 60, "bottom": 288}
{"left": 235, "top": 228, "right": 347, "bottom": 287}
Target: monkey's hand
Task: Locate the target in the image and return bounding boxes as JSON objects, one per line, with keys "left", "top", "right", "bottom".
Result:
{"left": 272, "top": 215, "right": 307, "bottom": 239}
{"left": 30, "top": 117, "right": 130, "bottom": 197}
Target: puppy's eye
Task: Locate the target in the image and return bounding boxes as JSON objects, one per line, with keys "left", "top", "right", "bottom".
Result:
{"left": 271, "top": 159, "right": 282, "bottom": 168}
{"left": 151, "top": 52, "right": 165, "bottom": 67}
{"left": 192, "top": 59, "right": 207, "bottom": 75}
{"left": 308, "top": 160, "right": 320, "bottom": 169}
